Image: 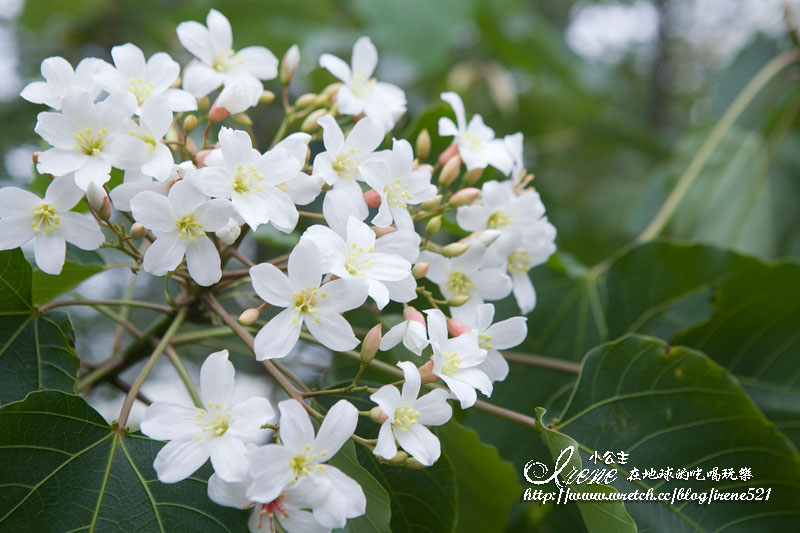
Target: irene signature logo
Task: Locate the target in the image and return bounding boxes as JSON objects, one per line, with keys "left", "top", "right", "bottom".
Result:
{"left": 523, "top": 445, "right": 617, "bottom": 489}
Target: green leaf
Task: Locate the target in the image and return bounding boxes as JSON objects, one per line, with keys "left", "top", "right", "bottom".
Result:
{"left": 535, "top": 409, "right": 636, "bottom": 533}
{"left": 0, "top": 250, "right": 79, "bottom": 405}
{"left": 32, "top": 247, "right": 106, "bottom": 305}
{"left": 329, "top": 441, "right": 391, "bottom": 533}
{"left": 438, "top": 421, "right": 521, "bottom": 533}
{"left": 0, "top": 391, "right": 249, "bottom": 531}
{"left": 551, "top": 335, "right": 800, "bottom": 532}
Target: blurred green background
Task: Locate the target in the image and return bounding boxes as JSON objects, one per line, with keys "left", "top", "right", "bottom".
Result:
{"left": 2, "top": 0, "right": 800, "bottom": 265}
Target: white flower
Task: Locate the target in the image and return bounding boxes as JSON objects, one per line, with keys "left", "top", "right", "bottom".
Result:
{"left": 140, "top": 350, "right": 276, "bottom": 483}
{"left": 360, "top": 138, "right": 437, "bottom": 231}
{"left": 93, "top": 43, "right": 197, "bottom": 112}
{"left": 249, "top": 239, "right": 368, "bottom": 360}
{"left": 302, "top": 215, "right": 412, "bottom": 309}
{"left": 273, "top": 133, "right": 323, "bottom": 206}
{"left": 453, "top": 303, "right": 527, "bottom": 382}
{"left": 20, "top": 56, "right": 103, "bottom": 110}
{"left": 319, "top": 36, "right": 406, "bottom": 131}
{"left": 216, "top": 216, "right": 242, "bottom": 245}
{"left": 127, "top": 95, "right": 176, "bottom": 180}
{"left": 130, "top": 179, "right": 234, "bottom": 286}
{"left": 312, "top": 114, "right": 384, "bottom": 208}
{"left": 426, "top": 309, "right": 491, "bottom": 409}
{"left": 192, "top": 127, "right": 300, "bottom": 232}
{"left": 438, "top": 92, "right": 512, "bottom": 174}
{"left": 419, "top": 242, "right": 512, "bottom": 316}
{"left": 456, "top": 180, "right": 544, "bottom": 238}
{"left": 177, "top": 9, "right": 278, "bottom": 113}
{"left": 380, "top": 307, "right": 428, "bottom": 356}
{"left": 503, "top": 132, "right": 525, "bottom": 185}
{"left": 0, "top": 175, "right": 104, "bottom": 275}
{"left": 35, "top": 89, "right": 144, "bottom": 191}
{"left": 247, "top": 399, "right": 366, "bottom": 529}
{"left": 110, "top": 162, "right": 192, "bottom": 212}
{"left": 371, "top": 361, "right": 452, "bottom": 465}
{"left": 208, "top": 471, "right": 330, "bottom": 533}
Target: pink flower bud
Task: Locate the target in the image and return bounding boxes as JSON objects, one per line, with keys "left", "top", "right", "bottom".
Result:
{"left": 195, "top": 150, "right": 211, "bottom": 166}
{"left": 438, "top": 143, "right": 460, "bottom": 166}
{"left": 419, "top": 359, "right": 438, "bottom": 384}
{"left": 403, "top": 306, "right": 426, "bottom": 325}
{"left": 449, "top": 187, "right": 480, "bottom": 207}
{"left": 209, "top": 104, "right": 230, "bottom": 123}
{"left": 280, "top": 44, "right": 300, "bottom": 85}
{"left": 447, "top": 318, "right": 471, "bottom": 337}
{"left": 372, "top": 225, "right": 397, "bottom": 237}
{"left": 369, "top": 406, "right": 389, "bottom": 424}
{"left": 364, "top": 189, "right": 381, "bottom": 208}
{"left": 361, "top": 324, "right": 382, "bottom": 365}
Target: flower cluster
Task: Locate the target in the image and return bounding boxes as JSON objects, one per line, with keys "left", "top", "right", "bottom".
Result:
{"left": 5, "top": 9, "right": 556, "bottom": 532}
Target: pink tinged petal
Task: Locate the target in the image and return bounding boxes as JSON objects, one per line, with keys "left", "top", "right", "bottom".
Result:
{"left": 439, "top": 374, "right": 477, "bottom": 409}
{"left": 319, "top": 53, "right": 351, "bottom": 83}
{"left": 246, "top": 445, "right": 295, "bottom": 502}
{"left": 473, "top": 268, "right": 513, "bottom": 300}
{"left": 140, "top": 401, "right": 201, "bottom": 441}
{"left": 143, "top": 232, "right": 187, "bottom": 276}
{"left": 373, "top": 421, "right": 397, "bottom": 460}
{"left": 513, "top": 272, "right": 536, "bottom": 314}
{"left": 200, "top": 349, "right": 235, "bottom": 407}
{"left": 414, "top": 389, "right": 452, "bottom": 426}
{"left": 131, "top": 191, "right": 175, "bottom": 231}
{"left": 177, "top": 21, "right": 214, "bottom": 64}
{"left": 441, "top": 91, "right": 467, "bottom": 131}
{"left": 185, "top": 236, "right": 221, "bottom": 286}
{"left": 396, "top": 423, "right": 440, "bottom": 466}
{"left": 227, "top": 396, "right": 276, "bottom": 441}
{"left": 253, "top": 308, "right": 301, "bottom": 360}
{"left": 351, "top": 36, "right": 378, "bottom": 78}
{"left": 316, "top": 278, "right": 368, "bottom": 313}
{"left": 163, "top": 88, "right": 197, "bottom": 112}
{"left": 194, "top": 198, "right": 234, "bottom": 231}
{"left": 287, "top": 239, "right": 322, "bottom": 291}
{"left": 35, "top": 111, "right": 79, "bottom": 148}
{"left": 237, "top": 46, "right": 278, "bottom": 80}
{"left": 480, "top": 349, "right": 509, "bottom": 382}
{"left": 73, "top": 157, "right": 112, "bottom": 191}
{"left": 209, "top": 436, "right": 250, "bottom": 482}
{"left": 250, "top": 263, "right": 292, "bottom": 306}
{"left": 369, "top": 385, "right": 400, "bottom": 419}
{"left": 182, "top": 62, "right": 223, "bottom": 97}
{"left": 397, "top": 361, "right": 421, "bottom": 404}
{"left": 0, "top": 219, "right": 35, "bottom": 250}
{"left": 33, "top": 230, "right": 66, "bottom": 275}
{"left": 207, "top": 9, "right": 233, "bottom": 52}
{"left": 37, "top": 148, "right": 87, "bottom": 177}
{"left": 311, "top": 399, "right": 357, "bottom": 457}
{"left": 168, "top": 178, "right": 208, "bottom": 216}
{"left": 153, "top": 437, "right": 210, "bottom": 483}
{"left": 486, "top": 316, "right": 527, "bottom": 350}
{"left": 60, "top": 212, "right": 104, "bottom": 250}
{"left": 344, "top": 116, "right": 384, "bottom": 154}
{"left": 111, "top": 43, "right": 146, "bottom": 76}
{"left": 318, "top": 114, "right": 344, "bottom": 153}
{"left": 207, "top": 473, "right": 250, "bottom": 509}
{"left": 278, "top": 399, "right": 316, "bottom": 453}
{"left": 305, "top": 311, "right": 359, "bottom": 352}
{"left": 192, "top": 166, "right": 234, "bottom": 198}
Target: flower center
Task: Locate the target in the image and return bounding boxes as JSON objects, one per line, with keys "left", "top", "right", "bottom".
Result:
{"left": 31, "top": 203, "right": 59, "bottom": 233}
{"left": 350, "top": 73, "right": 376, "bottom": 97}
{"left": 128, "top": 77, "right": 154, "bottom": 105}
{"left": 392, "top": 405, "right": 420, "bottom": 431}
{"left": 212, "top": 49, "right": 240, "bottom": 72}
{"left": 488, "top": 211, "right": 511, "bottom": 229}
{"left": 288, "top": 445, "right": 326, "bottom": 481}
{"left": 385, "top": 179, "right": 412, "bottom": 207}
{"left": 462, "top": 131, "right": 483, "bottom": 152}
{"left": 175, "top": 214, "right": 205, "bottom": 242}
{"left": 478, "top": 333, "right": 493, "bottom": 350}
{"left": 446, "top": 271, "right": 474, "bottom": 297}
{"left": 232, "top": 164, "right": 264, "bottom": 195}
{"left": 292, "top": 287, "right": 326, "bottom": 323}
{"left": 508, "top": 250, "right": 532, "bottom": 275}
{"left": 344, "top": 242, "right": 374, "bottom": 277}
{"left": 195, "top": 402, "right": 232, "bottom": 437}
{"left": 255, "top": 498, "right": 289, "bottom": 531}
{"left": 75, "top": 128, "right": 107, "bottom": 156}
{"left": 331, "top": 150, "right": 359, "bottom": 178}
{"left": 441, "top": 350, "right": 462, "bottom": 376}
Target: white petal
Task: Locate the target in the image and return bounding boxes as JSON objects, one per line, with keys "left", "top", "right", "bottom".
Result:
{"left": 414, "top": 389, "right": 452, "bottom": 426}
{"left": 60, "top": 212, "right": 104, "bottom": 250}
{"left": 200, "top": 349, "right": 235, "bottom": 408}
{"left": 513, "top": 272, "right": 536, "bottom": 314}
{"left": 0, "top": 187, "right": 43, "bottom": 214}
{"left": 168, "top": 178, "right": 207, "bottom": 216}
{"left": 344, "top": 116, "right": 383, "bottom": 154}
{"left": 207, "top": 9, "right": 233, "bottom": 52}
{"left": 143, "top": 232, "right": 187, "bottom": 275}
{"left": 486, "top": 316, "right": 527, "bottom": 350}
{"left": 37, "top": 148, "right": 87, "bottom": 177}
{"left": 249, "top": 263, "right": 292, "bottom": 306}
{"left": 131, "top": 191, "right": 175, "bottom": 232}
{"left": 185, "top": 236, "right": 221, "bottom": 286}
{"left": 246, "top": 445, "right": 295, "bottom": 503}
{"left": 318, "top": 114, "right": 344, "bottom": 153}
{"left": 473, "top": 268, "right": 512, "bottom": 300}
{"left": 194, "top": 198, "right": 234, "bottom": 231}
{"left": 455, "top": 367, "right": 493, "bottom": 396}
{"left": 396, "top": 423, "right": 440, "bottom": 466}
{"left": 351, "top": 36, "right": 377, "bottom": 78}
{"left": 369, "top": 385, "right": 400, "bottom": 420}
{"left": 141, "top": 95, "right": 173, "bottom": 137}
{"left": 164, "top": 88, "right": 198, "bottom": 112}
{"left": 379, "top": 322, "right": 405, "bottom": 351}
{"left": 73, "top": 157, "right": 112, "bottom": 190}
{"left": 287, "top": 238, "right": 321, "bottom": 291}
{"left": 441, "top": 91, "right": 466, "bottom": 131}
{"left": 140, "top": 402, "right": 201, "bottom": 441}
{"left": 209, "top": 436, "right": 250, "bottom": 482}
{"left": 316, "top": 278, "right": 368, "bottom": 313}
{"left": 192, "top": 166, "right": 234, "bottom": 198}
{"left": 438, "top": 117, "right": 459, "bottom": 138}
{"left": 311, "top": 399, "right": 357, "bottom": 457}
{"left": 373, "top": 421, "right": 397, "bottom": 460}
{"left": 227, "top": 396, "right": 276, "bottom": 442}
{"left": 305, "top": 312, "right": 359, "bottom": 352}
{"left": 480, "top": 349, "right": 510, "bottom": 382}
{"left": 278, "top": 399, "right": 315, "bottom": 453}
{"left": 35, "top": 112, "right": 79, "bottom": 148}
{"left": 146, "top": 52, "right": 181, "bottom": 92}
{"left": 440, "top": 374, "right": 477, "bottom": 409}
{"left": 319, "top": 53, "right": 351, "bottom": 83}
{"left": 278, "top": 508, "right": 330, "bottom": 533}
{"left": 0, "top": 219, "right": 34, "bottom": 250}
{"left": 207, "top": 473, "right": 250, "bottom": 509}
{"left": 237, "top": 46, "right": 278, "bottom": 80}
{"left": 182, "top": 62, "right": 223, "bottom": 97}
{"left": 33, "top": 231, "right": 66, "bottom": 275}
{"left": 177, "top": 20, "right": 214, "bottom": 64}
{"left": 424, "top": 309, "right": 448, "bottom": 347}
{"left": 153, "top": 438, "right": 210, "bottom": 483}
{"left": 253, "top": 308, "right": 301, "bottom": 360}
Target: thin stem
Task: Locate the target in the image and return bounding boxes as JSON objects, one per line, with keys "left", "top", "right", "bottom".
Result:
{"left": 298, "top": 210, "right": 325, "bottom": 220}
{"left": 164, "top": 346, "right": 202, "bottom": 408}
{"left": 636, "top": 49, "right": 800, "bottom": 243}
{"left": 39, "top": 299, "right": 172, "bottom": 314}
{"left": 502, "top": 351, "right": 581, "bottom": 374}
{"left": 117, "top": 308, "right": 187, "bottom": 428}
{"left": 110, "top": 274, "right": 139, "bottom": 359}
{"left": 302, "top": 385, "right": 372, "bottom": 398}
{"left": 228, "top": 247, "right": 255, "bottom": 267}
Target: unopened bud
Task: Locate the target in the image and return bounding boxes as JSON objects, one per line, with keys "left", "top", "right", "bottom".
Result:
{"left": 447, "top": 294, "right": 470, "bottom": 307}
{"left": 416, "top": 129, "right": 431, "bottom": 160}
{"left": 259, "top": 90, "right": 276, "bottom": 105}
{"left": 447, "top": 318, "right": 471, "bottom": 337}
{"left": 438, "top": 143, "right": 459, "bottom": 166}
{"left": 195, "top": 149, "right": 211, "bottom": 166}
{"left": 411, "top": 262, "right": 429, "bottom": 279}
{"left": 420, "top": 194, "right": 442, "bottom": 211}
{"left": 232, "top": 113, "right": 252, "bottom": 126}
{"left": 216, "top": 217, "right": 241, "bottom": 245}
{"left": 361, "top": 324, "right": 382, "bottom": 365}
{"left": 419, "top": 359, "right": 437, "bottom": 383}
{"left": 32, "top": 151, "right": 40, "bottom": 166}
{"left": 442, "top": 242, "right": 468, "bottom": 258}
{"left": 314, "top": 92, "right": 331, "bottom": 107}
{"left": 130, "top": 222, "right": 147, "bottom": 239}
{"left": 322, "top": 82, "right": 341, "bottom": 101}
{"left": 449, "top": 187, "right": 480, "bottom": 207}
{"left": 280, "top": 44, "right": 300, "bottom": 85}
{"left": 197, "top": 96, "right": 210, "bottom": 112}
{"left": 238, "top": 308, "right": 260, "bottom": 326}
{"left": 388, "top": 451, "right": 409, "bottom": 466}
{"left": 463, "top": 167, "right": 483, "bottom": 186}
{"left": 425, "top": 215, "right": 442, "bottom": 235}
{"left": 438, "top": 155, "right": 461, "bottom": 186}
{"left": 183, "top": 114, "right": 198, "bottom": 133}
{"left": 295, "top": 93, "right": 317, "bottom": 109}
{"left": 369, "top": 406, "right": 388, "bottom": 424}
{"left": 372, "top": 225, "right": 397, "bottom": 237}
{"left": 301, "top": 109, "right": 327, "bottom": 133}
{"left": 403, "top": 306, "right": 426, "bottom": 325}
{"left": 98, "top": 196, "right": 111, "bottom": 221}
{"left": 364, "top": 189, "right": 381, "bottom": 208}
{"left": 170, "top": 76, "right": 182, "bottom": 89}
{"left": 86, "top": 181, "right": 106, "bottom": 211}
{"left": 209, "top": 105, "right": 229, "bottom": 123}
{"left": 404, "top": 458, "right": 426, "bottom": 470}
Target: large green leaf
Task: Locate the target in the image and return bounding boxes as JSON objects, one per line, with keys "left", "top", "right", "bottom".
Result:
{"left": 0, "top": 391, "right": 249, "bottom": 531}
{"left": 0, "top": 249, "right": 79, "bottom": 405}
{"left": 550, "top": 335, "right": 800, "bottom": 532}
{"left": 329, "top": 441, "right": 392, "bottom": 533}
{"left": 32, "top": 247, "right": 105, "bottom": 305}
